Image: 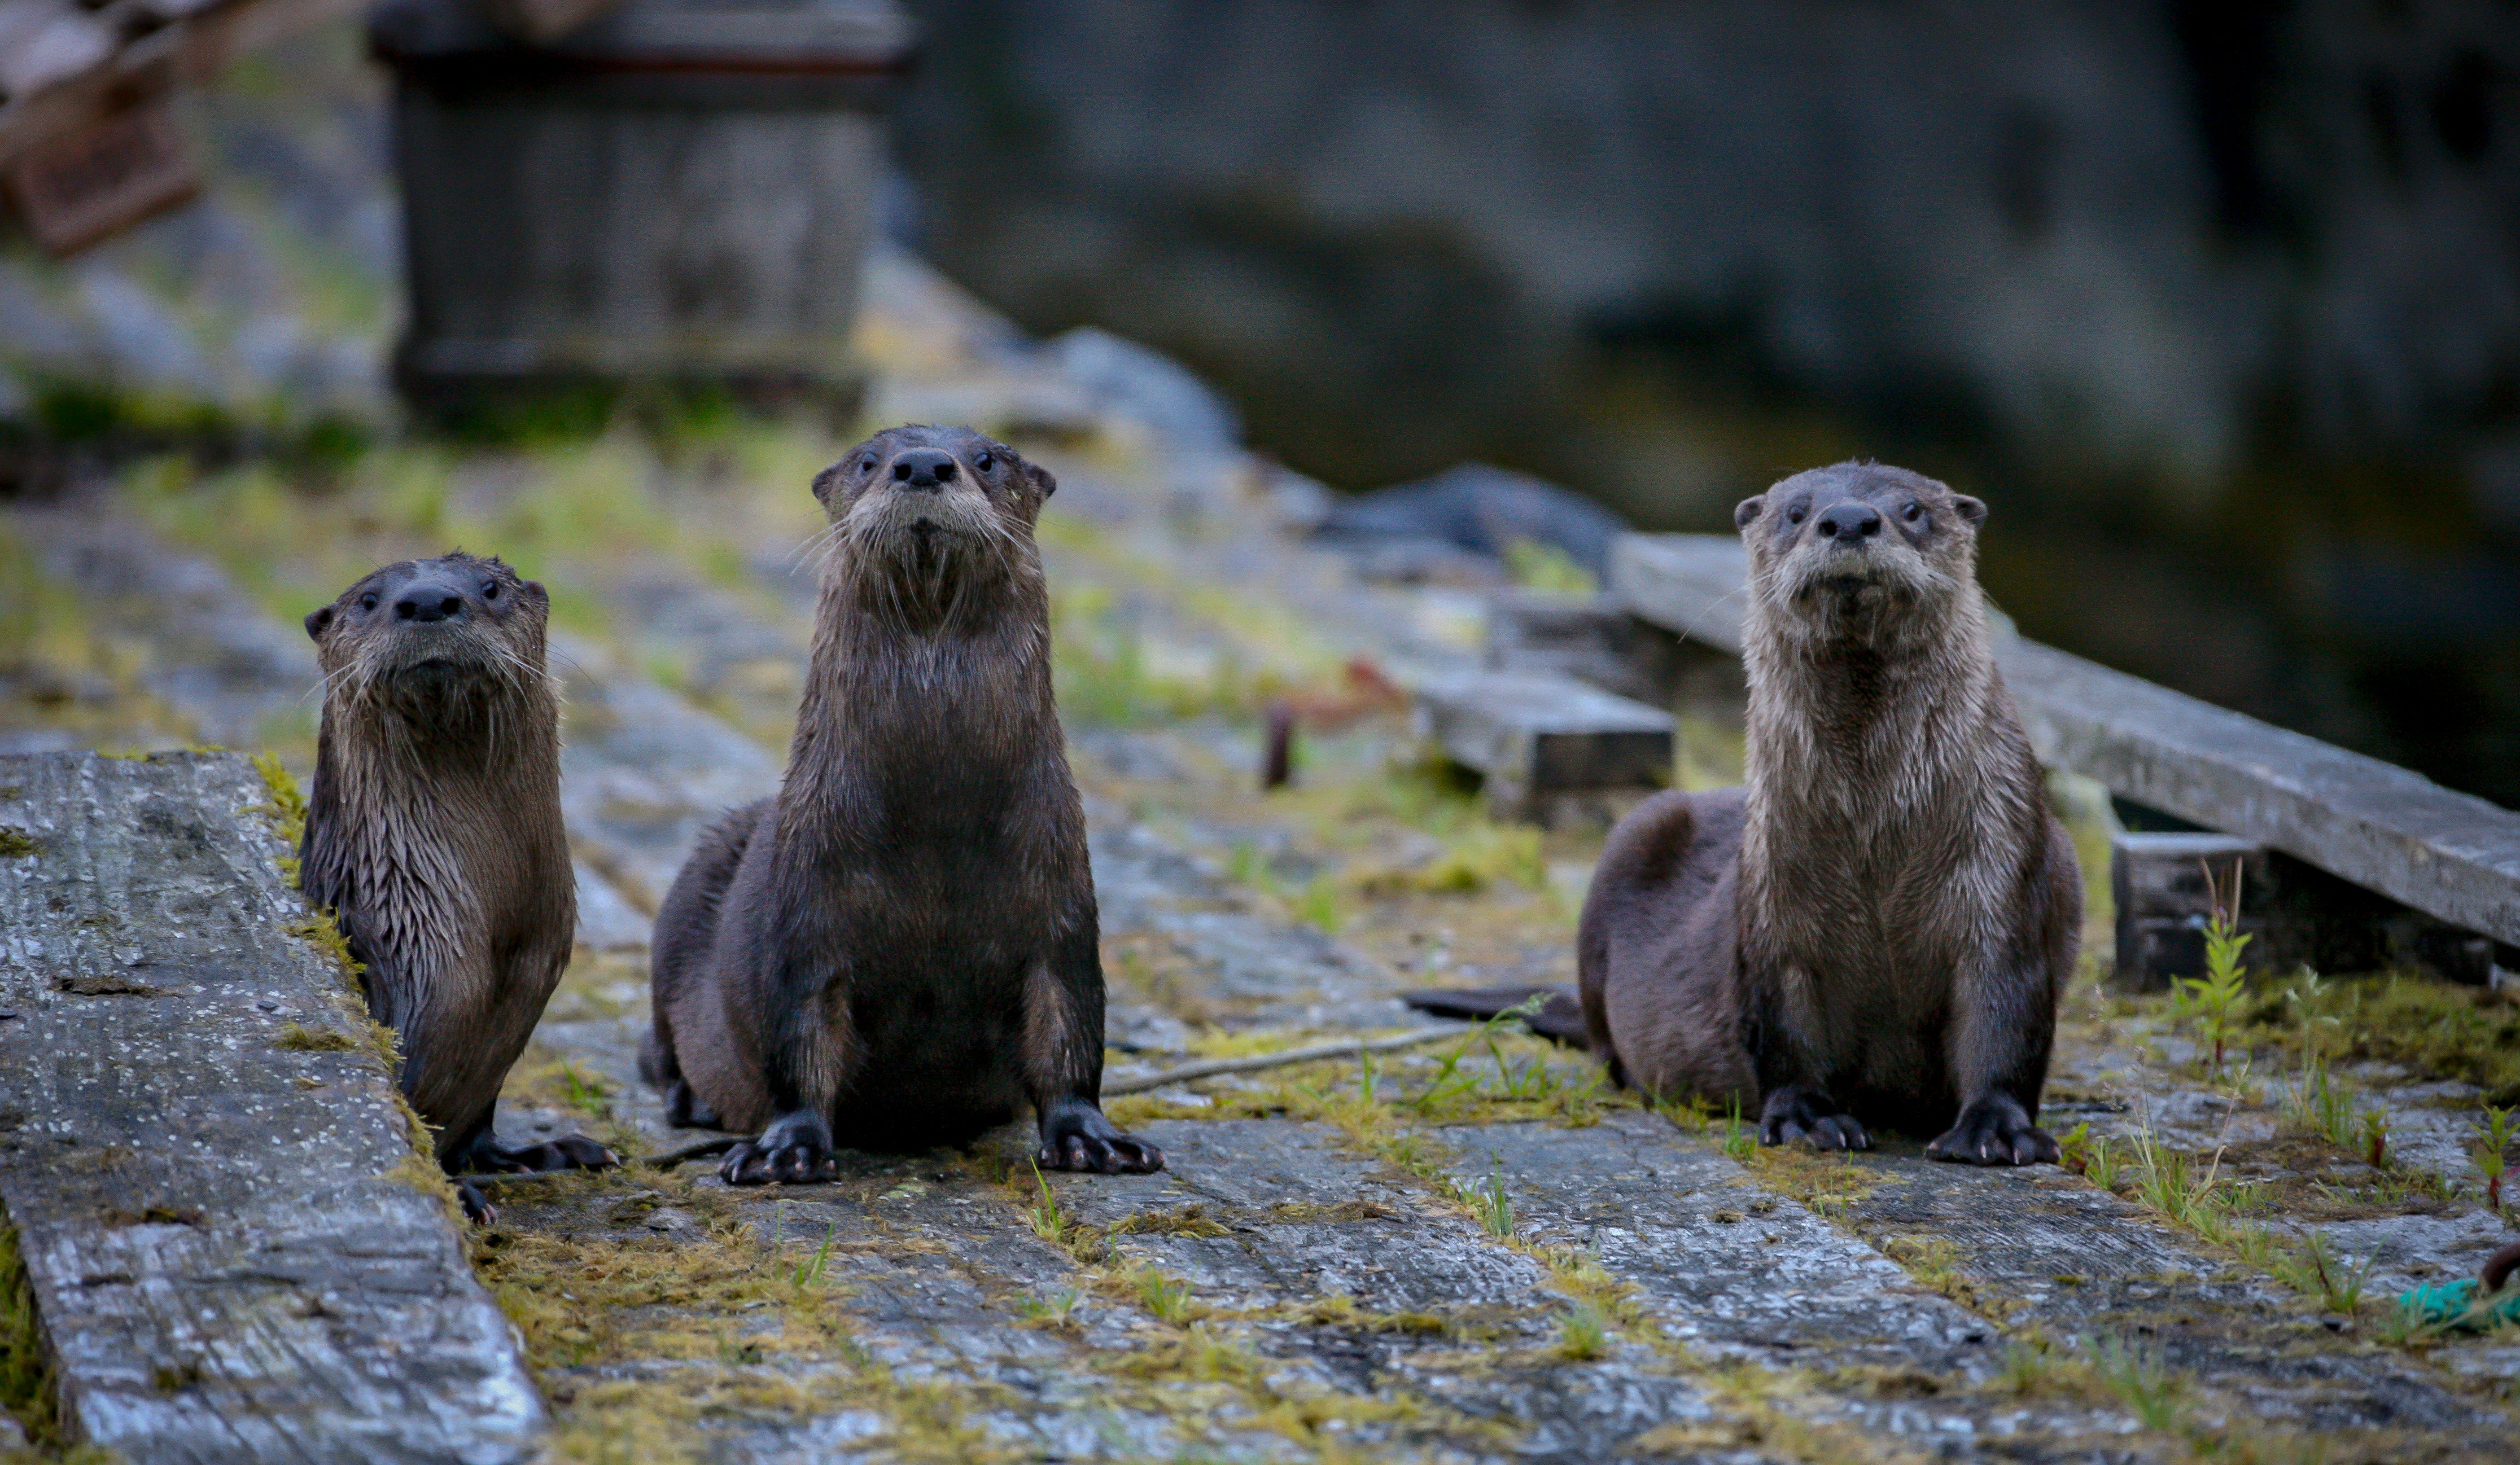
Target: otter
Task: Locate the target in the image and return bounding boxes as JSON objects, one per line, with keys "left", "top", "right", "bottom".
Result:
{"left": 302, "top": 553, "right": 612, "bottom": 1218}
{"left": 1579, "top": 461, "right": 2079, "bottom": 1165}
{"left": 642, "top": 425, "right": 1164, "bottom": 1183}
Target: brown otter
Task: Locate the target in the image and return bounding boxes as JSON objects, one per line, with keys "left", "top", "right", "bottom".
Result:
{"left": 1579, "top": 461, "right": 2080, "bottom": 1165}
{"left": 302, "top": 553, "right": 612, "bottom": 1217}
{"left": 642, "top": 425, "right": 1164, "bottom": 1183}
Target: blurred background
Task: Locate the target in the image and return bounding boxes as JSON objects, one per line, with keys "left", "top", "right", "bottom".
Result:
{"left": 1, "top": 0, "right": 2515, "bottom": 805}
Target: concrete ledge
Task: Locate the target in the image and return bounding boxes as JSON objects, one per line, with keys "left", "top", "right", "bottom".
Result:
{"left": 0, "top": 752, "right": 542, "bottom": 1463}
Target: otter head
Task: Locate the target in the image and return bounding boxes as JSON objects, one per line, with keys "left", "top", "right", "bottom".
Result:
{"left": 809, "top": 424, "right": 1055, "bottom": 610}
{"left": 305, "top": 552, "right": 551, "bottom": 730}
{"left": 1733, "top": 461, "right": 1985, "bottom": 649}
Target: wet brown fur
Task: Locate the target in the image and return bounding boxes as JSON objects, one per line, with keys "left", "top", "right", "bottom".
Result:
{"left": 1579, "top": 462, "right": 2080, "bottom": 1165}
{"left": 301, "top": 553, "right": 606, "bottom": 1200}
{"left": 643, "top": 425, "right": 1163, "bottom": 1182}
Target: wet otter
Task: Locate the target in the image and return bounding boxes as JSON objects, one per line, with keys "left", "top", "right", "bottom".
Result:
{"left": 1580, "top": 462, "right": 2080, "bottom": 1165}
{"left": 302, "top": 553, "right": 612, "bottom": 1216}
{"left": 643, "top": 425, "right": 1164, "bottom": 1183}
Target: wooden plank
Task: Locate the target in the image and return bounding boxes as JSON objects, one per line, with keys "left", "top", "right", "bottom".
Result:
{"left": 1412, "top": 667, "right": 1672, "bottom": 821}
{"left": 0, "top": 751, "right": 543, "bottom": 1463}
{"left": 0, "top": 0, "right": 361, "bottom": 171}
{"left": 1609, "top": 532, "right": 2520, "bottom": 947}
{"left": 1, "top": 94, "right": 199, "bottom": 255}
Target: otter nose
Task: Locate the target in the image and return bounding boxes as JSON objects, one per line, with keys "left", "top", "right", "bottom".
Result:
{"left": 1815, "top": 503, "right": 1882, "bottom": 541}
{"left": 891, "top": 449, "right": 959, "bottom": 491}
{"left": 394, "top": 580, "right": 466, "bottom": 623}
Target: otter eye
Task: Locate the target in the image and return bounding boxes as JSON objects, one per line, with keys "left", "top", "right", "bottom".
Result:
{"left": 359, "top": 592, "right": 379, "bottom": 611}
{"left": 1902, "top": 502, "right": 1923, "bottom": 523}
{"left": 1785, "top": 505, "right": 1806, "bottom": 525}
{"left": 860, "top": 456, "right": 876, "bottom": 473}
{"left": 975, "top": 452, "right": 993, "bottom": 472}
{"left": 483, "top": 581, "right": 500, "bottom": 600}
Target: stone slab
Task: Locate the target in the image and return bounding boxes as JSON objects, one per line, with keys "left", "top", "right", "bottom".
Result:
{"left": 0, "top": 751, "right": 543, "bottom": 1463}
{"left": 1610, "top": 531, "right": 2520, "bottom": 946}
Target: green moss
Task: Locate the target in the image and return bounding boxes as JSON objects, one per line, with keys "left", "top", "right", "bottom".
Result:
{"left": 0, "top": 1219, "right": 60, "bottom": 1450}
{"left": 2252, "top": 974, "right": 2520, "bottom": 1106}
{"left": 251, "top": 752, "right": 307, "bottom": 868}
{"left": 0, "top": 829, "right": 34, "bottom": 859}
{"left": 275, "top": 1022, "right": 361, "bottom": 1053}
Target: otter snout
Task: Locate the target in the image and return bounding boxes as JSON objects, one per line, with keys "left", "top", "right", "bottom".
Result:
{"left": 394, "top": 572, "right": 470, "bottom": 623}
{"left": 1815, "top": 503, "right": 1881, "bottom": 542}
{"left": 891, "top": 449, "right": 958, "bottom": 491}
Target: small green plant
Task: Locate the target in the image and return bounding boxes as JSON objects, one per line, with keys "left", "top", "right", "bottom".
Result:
{"left": 2085, "top": 1333, "right": 2182, "bottom": 1431}
{"left": 792, "top": 1224, "right": 837, "bottom": 1289}
{"left": 1018, "top": 1288, "right": 1081, "bottom": 1327}
{"left": 2470, "top": 1105, "right": 2515, "bottom": 1211}
{"left": 2280, "top": 1047, "right": 2360, "bottom": 1149}
{"left": 2357, "top": 1106, "right": 2391, "bottom": 1170}
{"left": 1027, "top": 1164, "right": 1069, "bottom": 1244}
{"left": 2056, "top": 1121, "right": 2093, "bottom": 1176}
{"left": 2275, "top": 1229, "right": 2377, "bottom": 1314}
{"left": 2083, "top": 1135, "right": 2119, "bottom": 1191}
{"left": 557, "top": 1058, "right": 610, "bottom": 1114}
{"left": 1134, "top": 1266, "right": 1194, "bottom": 1324}
{"left": 1411, "top": 993, "right": 1547, "bottom": 1113}
{"left": 2170, "top": 859, "right": 2251, "bottom": 1075}
{"left": 1471, "top": 1163, "right": 1515, "bottom": 1239}
{"left": 1556, "top": 1299, "right": 1610, "bottom": 1360}
{"left": 1720, "top": 1097, "right": 1756, "bottom": 1163}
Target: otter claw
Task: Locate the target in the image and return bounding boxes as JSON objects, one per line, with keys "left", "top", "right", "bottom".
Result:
{"left": 1927, "top": 1096, "right": 2056, "bottom": 1167}
{"left": 722, "top": 1112, "right": 838, "bottom": 1186}
{"left": 1758, "top": 1086, "right": 1869, "bottom": 1152}
{"left": 1036, "top": 1100, "right": 1165, "bottom": 1174}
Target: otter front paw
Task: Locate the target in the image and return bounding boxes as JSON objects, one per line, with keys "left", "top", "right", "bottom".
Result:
{"left": 1758, "top": 1085, "right": 1870, "bottom": 1151}
{"left": 458, "top": 1180, "right": 495, "bottom": 1226}
{"left": 1037, "top": 1099, "right": 1164, "bottom": 1174}
{"left": 721, "top": 1110, "right": 840, "bottom": 1185}
{"left": 1927, "top": 1096, "right": 2057, "bottom": 1167}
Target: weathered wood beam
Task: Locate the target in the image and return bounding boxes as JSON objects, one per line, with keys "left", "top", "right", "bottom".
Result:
{"left": 1610, "top": 532, "right": 2520, "bottom": 948}
{"left": 2110, "top": 831, "right": 2501, "bottom": 990}
{"left": 1412, "top": 668, "right": 1673, "bottom": 824}
{"left": 0, "top": 752, "right": 543, "bottom": 1463}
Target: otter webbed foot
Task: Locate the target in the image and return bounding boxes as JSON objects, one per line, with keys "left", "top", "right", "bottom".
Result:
{"left": 1759, "top": 1085, "right": 1870, "bottom": 1151}
{"left": 1037, "top": 1097, "right": 1164, "bottom": 1174}
{"left": 722, "top": 1110, "right": 839, "bottom": 1185}
{"left": 458, "top": 1180, "right": 495, "bottom": 1226}
{"left": 1927, "top": 1095, "right": 2057, "bottom": 1166}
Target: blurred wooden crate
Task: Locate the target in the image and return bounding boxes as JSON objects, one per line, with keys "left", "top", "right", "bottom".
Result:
{"left": 371, "top": 0, "right": 914, "bottom": 410}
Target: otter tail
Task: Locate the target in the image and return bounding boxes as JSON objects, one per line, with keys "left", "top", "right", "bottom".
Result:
{"left": 1400, "top": 985, "right": 1589, "bottom": 1048}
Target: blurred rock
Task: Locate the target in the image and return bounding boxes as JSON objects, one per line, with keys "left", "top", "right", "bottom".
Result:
{"left": 1316, "top": 463, "right": 1628, "bottom": 580}
{"left": 1048, "top": 325, "right": 1239, "bottom": 455}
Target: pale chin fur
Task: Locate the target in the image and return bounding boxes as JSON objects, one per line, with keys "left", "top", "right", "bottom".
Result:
{"left": 837, "top": 488, "right": 1015, "bottom": 581}
{"left": 1765, "top": 544, "right": 1961, "bottom": 646}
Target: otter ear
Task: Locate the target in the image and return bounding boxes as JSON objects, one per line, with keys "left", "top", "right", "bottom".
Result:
{"left": 304, "top": 605, "right": 334, "bottom": 641}
{"left": 1028, "top": 461, "right": 1057, "bottom": 499}
{"left": 1733, "top": 495, "right": 1766, "bottom": 531}
{"left": 1954, "top": 495, "right": 1988, "bottom": 526}
{"left": 811, "top": 461, "right": 845, "bottom": 507}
